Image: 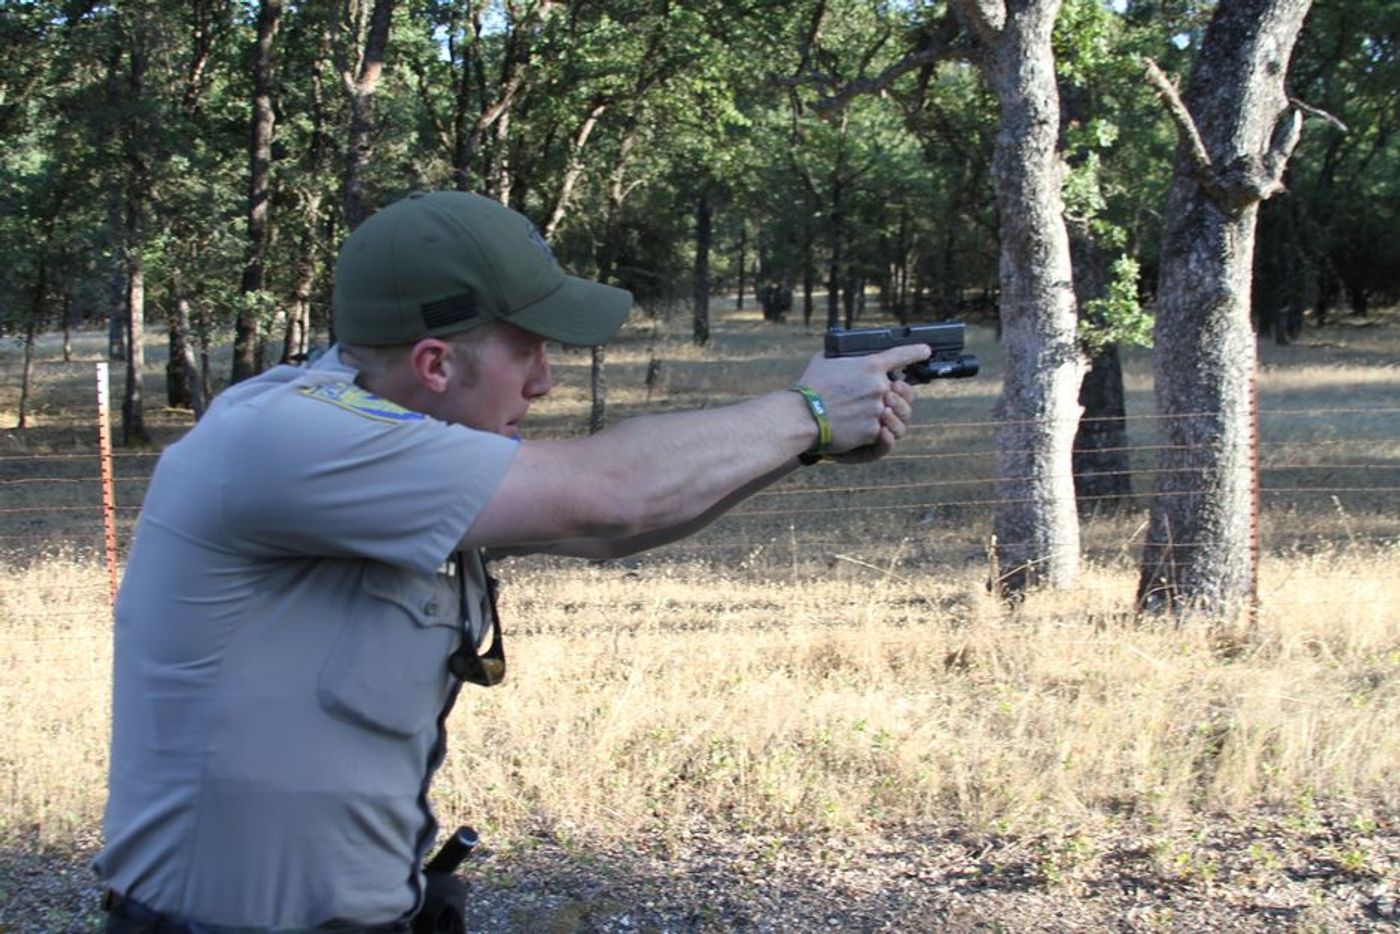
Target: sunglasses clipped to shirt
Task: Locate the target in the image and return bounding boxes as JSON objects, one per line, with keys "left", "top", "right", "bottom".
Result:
{"left": 447, "top": 562, "right": 506, "bottom": 687}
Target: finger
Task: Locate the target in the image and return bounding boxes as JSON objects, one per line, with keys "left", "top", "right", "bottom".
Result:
{"left": 873, "top": 343, "right": 933, "bottom": 373}
{"left": 884, "top": 390, "right": 912, "bottom": 421}
{"left": 880, "top": 407, "right": 908, "bottom": 440}
{"left": 888, "top": 380, "right": 916, "bottom": 404}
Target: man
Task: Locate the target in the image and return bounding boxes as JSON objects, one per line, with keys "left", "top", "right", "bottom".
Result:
{"left": 96, "top": 191, "right": 928, "bottom": 931}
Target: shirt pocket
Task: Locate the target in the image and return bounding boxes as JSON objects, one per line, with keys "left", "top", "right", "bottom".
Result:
{"left": 318, "top": 563, "right": 461, "bottom": 738}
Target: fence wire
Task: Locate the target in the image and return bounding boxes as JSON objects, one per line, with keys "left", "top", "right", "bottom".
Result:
{"left": 1, "top": 360, "right": 1396, "bottom": 641}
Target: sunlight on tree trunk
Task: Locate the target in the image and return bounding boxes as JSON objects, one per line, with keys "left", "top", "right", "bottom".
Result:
{"left": 1137, "top": 0, "right": 1313, "bottom": 623}
{"left": 953, "top": 0, "right": 1083, "bottom": 595}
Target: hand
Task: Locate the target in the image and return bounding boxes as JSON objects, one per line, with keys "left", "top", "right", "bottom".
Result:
{"left": 795, "top": 343, "right": 929, "bottom": 455}
{"left": 828, "top": 381, "right": 917, "bottom": 464}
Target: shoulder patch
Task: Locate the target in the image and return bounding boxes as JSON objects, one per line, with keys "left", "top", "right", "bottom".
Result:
{"left": 300, "top": 383, "right": 426, "bottom": 423}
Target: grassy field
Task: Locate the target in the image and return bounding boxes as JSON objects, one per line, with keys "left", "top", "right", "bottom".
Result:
{"left": 0, "top": 302, "right": 1396, "bottom": 928}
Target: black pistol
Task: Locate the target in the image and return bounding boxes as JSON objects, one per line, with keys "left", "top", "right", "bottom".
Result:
{"left": 824, "top": 322, "right": 979, "bottom": 383}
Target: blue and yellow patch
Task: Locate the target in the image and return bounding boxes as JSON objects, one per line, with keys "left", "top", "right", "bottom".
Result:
{"left": 300, "top": 383, "right": 425, "bottom": 423}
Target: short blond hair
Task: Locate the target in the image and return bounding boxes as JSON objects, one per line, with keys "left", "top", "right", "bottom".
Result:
{"left": 340, "top": 327, "right": 490, "bottom": 385}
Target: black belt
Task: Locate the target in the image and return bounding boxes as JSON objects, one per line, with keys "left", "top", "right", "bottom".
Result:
{"left": 102, "top": 890, "right": 199, "bottom": 934}
{"left": 102, "top": 890, "right": 412, "bottom": 934}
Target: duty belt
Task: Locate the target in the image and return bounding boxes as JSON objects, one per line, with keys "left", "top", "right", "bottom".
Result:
{"left": 102, "top": 890, "right": 412, "bottom": 934}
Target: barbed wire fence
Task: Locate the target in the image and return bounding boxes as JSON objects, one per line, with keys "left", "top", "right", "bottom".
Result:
{"left": 2, "top": 362, "right": 1396, "bottom": 626}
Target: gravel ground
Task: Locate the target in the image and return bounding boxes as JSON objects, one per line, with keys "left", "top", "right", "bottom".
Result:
{"left": 3, "top": 806, "right": 1395, "bottom": 932}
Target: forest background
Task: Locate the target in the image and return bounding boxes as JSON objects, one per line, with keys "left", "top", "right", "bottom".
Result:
{"left": 3, "top": 0, "right": 1398, "bottom": 616}
{"left": 0, "top": 0, "right": 1398, "bottom": 928}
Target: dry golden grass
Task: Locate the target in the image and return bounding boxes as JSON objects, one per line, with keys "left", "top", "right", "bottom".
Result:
{"left": 2, "top": 546, "right": 1395, "bottom": 853}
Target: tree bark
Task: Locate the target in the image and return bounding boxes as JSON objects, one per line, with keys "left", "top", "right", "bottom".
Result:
{"left": 826, "top": 164, "right": 846, "bottom": 330}
{"left": 1137, "top": 0, "right": 1312, "bottom": 621}
{"left": 541, "top": 100, "right": 606, "bottom": 242}
{"left": 735, "top": 222, "right": 748, "bottom": 310}
{"left": 286, "top": 21, "right": 334, "bottom": 356}
{"left": 122, "top": 199, "right": 149, "bottom": 446}
{"left": 449, "top": 2, "right": 549, "bottom": 196}
{"left": 166, "top": 266, "right": 205, "bottom": 417}
{"left": 589, "top": 121, "right": 641, "bottom": 431}
{"left": 120, "top": 17, "right": 150, "bottom": 447}
{"left": 233, "top": 0, "right": 283, "bottom": 383}
{"left": 1070, "top": 230, "right": 1132, "bottom": 513}
{"left": 18, "top": 299, "right": 39, "bottom": 430}
{"left": 17, "top": 209, "right": 57, "bottom": 428}
{"left": 339, "top": 0, "right": 395, "bottom": 231}
{"left": 693, "top": 190, "right": 713, "bottom": 346}
{"left": 953, "top": 0, "right": 1083, "bottom": 594}
{"left": 801, "top": 218, "right": 816, "bottom": 328}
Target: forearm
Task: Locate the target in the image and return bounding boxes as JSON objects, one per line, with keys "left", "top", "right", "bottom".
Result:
{"left": 464, "top": 391, "right": 816, "bottom": 550}
{"left": 463, "top": 347, "right": 923, "bottom": 553}
{"left": 520, "top": 461, "right": 798, "bottom": 559}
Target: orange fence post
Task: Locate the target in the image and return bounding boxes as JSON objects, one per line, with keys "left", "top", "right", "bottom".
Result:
{"left": 97, "top": 362, "right": 119, "bottom": 608}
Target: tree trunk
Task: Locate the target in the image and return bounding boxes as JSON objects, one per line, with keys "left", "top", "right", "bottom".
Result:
{"left": 954, "top": 0, "right": 1083, "bottom": 594}
{"left": 285, "top": 216, "right": 319, "bottom": 363}
{"left": 340, "top": 0, "right": 395, "bottom": 231}
{"left": 233, "top": 0, "right": 283, "bottom": 383}
{"left": 285, "top": 27, "right": 333, "bottom": 358}
{"left": 61, "top": 286, "right": 73, "bottom": 363}
{"left": 1074, "top": 345, "right": 1130, "bottom": 511}
{"left": 487, "top": 107, "right": 513, "bottom": 204}
{"left": 18, "top": 217, "right": 54, "bottom": 428}
{"left": 893, "top": 208, "right": 911, "bottom": 324}
{"left": 542, "top": 100, "right": 606, "bottom": 242}
{"left": 166, "top": 266, "right": 204, "bottom": 416}
{"left": 17, "top": 315, "right": 37, "bottom": 430}
{"left": 735, "top": 222, "right": 748, "bottom": 310}
{"left": 122, "top": 210, "right": 149, "bottom": 446}
{"left": 827, "top": 168, "right": 845, "bottom": 331}
{"left": 1070, "top": 230, "right": 1132, "bottom": 513}
{"left": 120, "top": 22, "right": 150, "bottom": 447}
{"left": 801, "top": 219, "right": 816, "bottom": 329}
{"left": 582, "top": 121, "right": 643, "bottom": 432}
{"left": 450, "top": 3, "right": 543, "bottom": 196}
{"left": 693, "top": 190, "right": 712, "bottom": 346}
{"left": 1137, "top": 0, "right": 1311, "bottom": 622}
{"left": 106, "top": 197, "right": 127, "bottom": 362}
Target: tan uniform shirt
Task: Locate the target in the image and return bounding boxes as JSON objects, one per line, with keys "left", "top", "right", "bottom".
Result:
{"left": 95, "top": 348, "right": 517, "bottom": 928}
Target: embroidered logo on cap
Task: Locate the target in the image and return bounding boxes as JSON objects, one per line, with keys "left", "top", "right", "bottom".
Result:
{"left": 421, "top": 291, "right": 478, "bottom": 330}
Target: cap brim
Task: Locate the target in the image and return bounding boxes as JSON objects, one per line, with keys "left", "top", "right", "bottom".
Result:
{"left": 504, "top": 275, "right": 633, "bottom": 347}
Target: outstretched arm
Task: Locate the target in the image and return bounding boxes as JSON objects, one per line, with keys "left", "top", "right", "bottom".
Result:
{"left": 462, "top": 346, "right": 925, "bottom": 553}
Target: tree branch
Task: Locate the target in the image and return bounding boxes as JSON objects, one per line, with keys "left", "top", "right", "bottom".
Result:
{"left": 1141, "top": 56, "right": 1212, "bottom": 177}
{"left": 950, "top": 0, "right": 1005, "bottom": 45}
{"left": 1258, "top": 106, "right": 1303, "bottom": 198}
{"left": 812, "top": 45, "right": 967, "bottom": 115}
{"left": 1289, "top": 97, "right": 1349, "bottom": 133}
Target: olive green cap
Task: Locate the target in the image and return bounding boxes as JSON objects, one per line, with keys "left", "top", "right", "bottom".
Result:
{"left": 333, "top": 191, "right": 633, "bottom": 346}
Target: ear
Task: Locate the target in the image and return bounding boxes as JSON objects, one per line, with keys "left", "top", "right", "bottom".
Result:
{"left": 406, "top": 339, "right": 452, "bottom": 394}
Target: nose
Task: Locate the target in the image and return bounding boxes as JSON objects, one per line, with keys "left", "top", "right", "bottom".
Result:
{"left": 525, "top": 345, "right": 551, "bottom": 399}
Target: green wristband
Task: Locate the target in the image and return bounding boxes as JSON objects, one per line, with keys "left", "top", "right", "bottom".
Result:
{"left": 791, "top": 384, "right": 832, "bottom": 464}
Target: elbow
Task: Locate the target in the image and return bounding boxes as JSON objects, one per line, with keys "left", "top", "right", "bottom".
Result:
{"left": 576, "top": 486, "right": 659, "bottom": 541}
{"left": 569, "top": 469, "right": 682, "bottom": 542}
